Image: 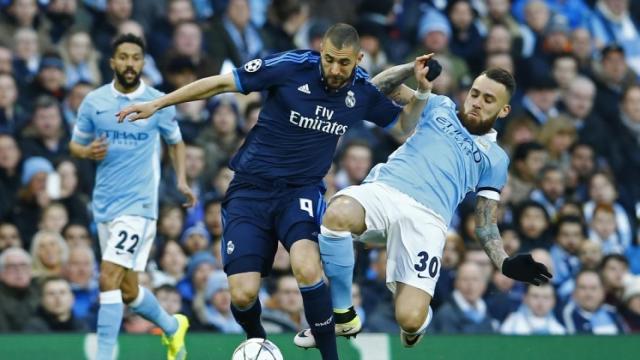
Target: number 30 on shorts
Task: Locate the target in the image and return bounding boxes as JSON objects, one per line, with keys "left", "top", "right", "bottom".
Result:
{"left": 414, "top": 251, "right": 440, "bottom": 278}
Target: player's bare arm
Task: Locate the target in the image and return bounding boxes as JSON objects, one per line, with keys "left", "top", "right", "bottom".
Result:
{"left": 474, "top": 196, "right": 509, "bottom": 269}
{"left": 116, "top": 73, "right": 237, "bottom": 122}
{"left": 167, "top": 141, "right": 196, "bottom": 208}
{"left": 69, "top": 135, "right": 108, "bottom": 161}
{"left": 371, "top": 62, "right": 415, "bottom": 104}
{"left": 475, "top": 196, "right": 553, "bottom": 285}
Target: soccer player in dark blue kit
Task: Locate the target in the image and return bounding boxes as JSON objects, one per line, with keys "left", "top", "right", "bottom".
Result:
{"left": 118, "top": 23, "right": 433, "bottom": 359}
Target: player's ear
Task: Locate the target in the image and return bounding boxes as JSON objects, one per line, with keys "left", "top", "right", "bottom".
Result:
{"left": 498, "top": 104, "right": 511, "bottom": 119}
{"left": 357, "top": 51, "right": 364, "bottom": 64}
{"left": 109, "top": 56, "right": 115, "bottom": 72}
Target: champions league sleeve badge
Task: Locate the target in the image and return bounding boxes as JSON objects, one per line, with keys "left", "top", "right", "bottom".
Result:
{"left": 244, "top": 59, "right": 262, "bottom": 72}
{"left": 345, "top": 90, "right": 356, "bottom": 108}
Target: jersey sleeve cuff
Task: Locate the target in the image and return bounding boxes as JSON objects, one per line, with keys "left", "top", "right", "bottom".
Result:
{"left": 71, "top": 129, "right": 93, "bottom": 145}
{"left": 163, "top": 127, "right": 183, "bottom": 144}
{"left": 477, "top": 188, "right": 501, "bottom": 201}
{"left": 232, "top": 69, "right": 244, "bottom": 93}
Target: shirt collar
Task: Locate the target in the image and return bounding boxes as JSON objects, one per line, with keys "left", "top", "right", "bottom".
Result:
{"left": 110, "top": 80, "right": 146, "bottom": 100}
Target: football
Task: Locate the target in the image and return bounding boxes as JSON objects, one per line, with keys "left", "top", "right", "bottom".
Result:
{"left": 231, "top": 338, "right": 284, "bottom": 360}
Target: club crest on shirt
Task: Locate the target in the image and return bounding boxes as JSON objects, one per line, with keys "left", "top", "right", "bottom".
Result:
{"left": 244, "top": 59, "right": 262, "bottom": 72}
{"left": 345, "top": 90, "right": 356, "bottom": 108}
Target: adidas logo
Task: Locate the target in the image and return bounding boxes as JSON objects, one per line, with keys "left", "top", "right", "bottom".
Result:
{"left": 297, "top": 84, "right": 311, "bottom": 94}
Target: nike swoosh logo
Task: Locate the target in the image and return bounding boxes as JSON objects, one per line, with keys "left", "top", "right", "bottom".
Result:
{"left": 337, "top": 327, "right": 354, "bottom": 334}
{"left": 417, "top": 273, "right": 430, "bottom": 279}
{"left": 115, "top": 250, "right": 125, "bottom": 255}
{"left": 96, "top": 110, "right": 108, "bottom": 115}
{"left": 405, "top": 335, "right": 420, "bottom": 346}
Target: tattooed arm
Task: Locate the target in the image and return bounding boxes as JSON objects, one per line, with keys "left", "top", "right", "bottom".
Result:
{"left": 371, "top": 63, "right": 415, "bottom": 105}
{"left": 474, "top": 196, "right": 509, "bottom": 269}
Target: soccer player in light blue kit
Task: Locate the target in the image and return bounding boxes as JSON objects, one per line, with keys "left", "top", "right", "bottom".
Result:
{"left": 69, "top": 34, "right": 195, "bottom": 360}
{"left": 297, "top": 68, "right": 553, "bottom": 348}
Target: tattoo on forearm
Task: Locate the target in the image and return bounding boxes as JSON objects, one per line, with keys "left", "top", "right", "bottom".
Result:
{"left": 474, "top": 197, "right": 508, "bottom": 269}
{"left": 371, "top": 63, "right": 414, "bottom": 95}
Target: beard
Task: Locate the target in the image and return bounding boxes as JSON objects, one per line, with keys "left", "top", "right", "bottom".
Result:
{"left": 115, "top": 68, "right": 142, "bottom": 89}
{"left": 458, "top": 109, "right": 498, "bottom": 135}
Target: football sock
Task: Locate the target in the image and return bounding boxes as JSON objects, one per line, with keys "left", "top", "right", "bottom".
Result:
{"left": 319, "top": 225, "right": 354, "bottom": 311}
{"left": 97, "top": 290, "right": 124, "bottom": 360}
{"left": 128, "top": 286, "right": 178, "bottom": 336}
{"left": 231, "top": 299, "right": 266, "bottom": 339}
{"left": 300, "top": 281, "right": 338, "bottom": 360}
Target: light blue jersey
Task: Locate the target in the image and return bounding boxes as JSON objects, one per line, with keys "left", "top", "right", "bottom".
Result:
{"left": 365, "top": 94, "right": 509, "bottom": 226}
{"left": 71, "top": 82, "right": 181, "bottom": 222}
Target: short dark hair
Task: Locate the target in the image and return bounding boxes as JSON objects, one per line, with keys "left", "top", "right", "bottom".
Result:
{"left": 599, "top": 254, "right": 629, "bottom": 270}
{"left": 33, "top": 95, "right": 59, "bottom": 112}
{"left": 323, "top": 23, "right": 360, "bottom": 51}
{"left": 111, "top": 33, "right": 146, "bottom": 57}
{"left": 512, "top": 141, "right": 545, "bottom": 162}
{"left": 482, "top": 67, "right": 516, "bottom": 98}
{"left": 555, "top": 215, "right": 587, "bottom": 238}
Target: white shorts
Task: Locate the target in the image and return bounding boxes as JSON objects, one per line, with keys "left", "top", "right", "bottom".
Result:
{"left": 97, "top": 215, "right": 157, "bottom": 271}
{"left": 334, "top": 182, "right": 447, "bottom": 296}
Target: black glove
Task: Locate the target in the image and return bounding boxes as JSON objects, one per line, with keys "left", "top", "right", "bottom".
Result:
{"left": 502, "top": 254, "right": 552, "bottom": 285}
{"left": 425, "top": 59, "right": 442, "bottom": 82}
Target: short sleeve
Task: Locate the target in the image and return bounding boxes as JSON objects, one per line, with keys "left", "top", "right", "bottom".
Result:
{"left": 365, "top": 84, "right": 403, "bottom": 128}
{"left": 233, "top": 51, "right": 300, "bottom": 94}
{"left": 477, "top": 150, "right": 509, "bottom": 200}
{"left": 71, "top": 100, "right": 95, "bottom": 145}
{"left": 157, "top": 105, "right": 182, "bottom": 144}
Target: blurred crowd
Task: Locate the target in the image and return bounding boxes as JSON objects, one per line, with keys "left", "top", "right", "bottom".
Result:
{"left": 1, "top": 0, "right": 640, "bottom": 336}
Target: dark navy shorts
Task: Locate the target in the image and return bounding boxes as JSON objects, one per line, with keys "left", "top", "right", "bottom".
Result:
{"left": 221, "top": 179, "right": 326, "bottom": 277}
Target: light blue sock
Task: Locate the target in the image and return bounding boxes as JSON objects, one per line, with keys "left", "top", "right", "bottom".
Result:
{"left": 97, "top": 290, "right": 124, "bottom": 360}
{"left": 129, "top": 286, "right": 178, "bottom": 336}
{"left": 319, "top": 225, "right": 354, "bottom": 310}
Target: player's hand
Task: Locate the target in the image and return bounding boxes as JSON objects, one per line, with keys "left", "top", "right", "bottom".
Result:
{"left": 414, "top": 53, "right": 435, "bottom": 92}
{"left": 116, "top": 101, "right": 159, "bottom": 123}
{"left": 502, "top": 254, "right": 552, "bottom": 286}
{"left": 86, "top": 135, "right": 108, "bottom": 161}
{"left": 177, "top": 181, "right": 196, "bottom": 208}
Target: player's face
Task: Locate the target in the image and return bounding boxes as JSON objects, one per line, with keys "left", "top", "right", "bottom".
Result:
{"left": 460, "top": 74, "right": 511, "bottom": 135}
{"left": 320, "top": 39, "right": 362, "bottom": 90}
{"left": 110, "top": 42, "right": 144, "bottom": 89}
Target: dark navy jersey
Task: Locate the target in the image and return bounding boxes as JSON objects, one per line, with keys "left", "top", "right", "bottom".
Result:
{"left": 230, "top": 50, "right": 402, "bottom": 186}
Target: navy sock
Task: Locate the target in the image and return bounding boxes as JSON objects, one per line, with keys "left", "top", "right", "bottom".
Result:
{"left": 300, "top": 281, "right": 338, "bottom": 360}
{"left": 231, "top": 300, "right": 266, "bottom": 339}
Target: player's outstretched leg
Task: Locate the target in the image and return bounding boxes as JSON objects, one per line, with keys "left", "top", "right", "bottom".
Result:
{"left": 395, "top": 283, "right": 433, "bottom": 348}
{"left": 228, "top": 272, "right": 267, "bottom": 339}
{"left": 121, "top": 271, "right": 186, "bottom": 360}
{"left": 290, "top": 240, "right": 338, "bottom": 360}
{"left": 97, "top": 262, "right": 126, "bottom": 360}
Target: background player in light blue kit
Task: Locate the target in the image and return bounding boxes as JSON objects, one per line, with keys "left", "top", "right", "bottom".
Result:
{"left": 116, "top": 24, "right": 433, "bottom": 360}
{"left": 297, "top": 67, "right": 553, "bottom": 348}
{"left": 69, "top": 34, "right": 195, "bottom": 360}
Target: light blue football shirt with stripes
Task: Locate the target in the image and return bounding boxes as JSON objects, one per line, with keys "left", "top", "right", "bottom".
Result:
{"left": 364, "top": 94, "right": 510, "bottom": 226}
{"left": 71, "top": 82, "right": 181, "bottom": 222}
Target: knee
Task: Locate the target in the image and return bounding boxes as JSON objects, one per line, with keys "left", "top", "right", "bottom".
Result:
{"left": 121, "top": 284, "right": 139, "bottom": 304}
{"left": 230, "top": 284, "right": 259, "bottom": 308}
{"left": 99, "top": 268, "right": 122, "bottom": 291}
{"left": 396, "top": 307, "right": 428, "bottom": 334}
{"left": 291, "top": 258, "right": 322, "bottom": 285}
{"left": 322, "top": 197, "right": 361, "bottom": 232}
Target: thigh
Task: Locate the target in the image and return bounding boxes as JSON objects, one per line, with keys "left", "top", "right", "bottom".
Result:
{"left": 385, "top": 210, "right": 446, "bottom": 297}
{"left": 394, "top": 282, "right": 432, "bottom": 314}
{"left": 334, "top": 182, "right": 391, "bottom": 245}
{"left": 222, "top": 197, "right": 277, "bottom": 277}
{"left": 100, "top": 215, "right": 156, "bottom": 271}
{"left": 275, "top": 186, "right": 325, "bottom": 250}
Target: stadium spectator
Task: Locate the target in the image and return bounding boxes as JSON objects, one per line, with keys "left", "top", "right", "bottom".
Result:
{"left": 91, "top": 0, "right": 133, "bottom": 56}
{"left": 579, "top": 239, "right": 605, "bottom": 271}
{"left": 156, "top": 204, "right": 185, "bottom": 245}
{"left": 482, "top": 0, "right": 523, "bottom": 44}
{"left": 431, "top": 262, "right": 497, "bottom": 334}
{"left": 446, "top": 0, "right": 485, "bottom": 76}
{"left": 192, "top": 270, "right": 242, "bottom": 333}
{"left": 518, "top": 0, "right": 552, "bottom": 59}
{"left": 433, "top": 232, "right": 465, "bottom": 309}
{"left": 570, "top": 27, "right": 596, "bottom": 75}
{"left": 39, "top": 202, "right": 69, "bottom": 234}
{"left": 22, "top": 54, "right": 67, "bottom": 107}
{"left": 550, "top": 216, "right": 586, "bottom": 301}
{"left": 147, "top": 0, "right": 196, "bottom": 61}
{"left": 263, "top": 274, "right": 308, "bottom": 333}
{"left": 24, "top": 276, "right": 88, "bottom": 332}
{"left": 335, "top": 140, "right": 373, "bottom": 190}
{"left": 0, "top": 73, "right": 25, "bottom": 135}
{"left": 600, "top": 254, "right": 630, "bottom": 308}
{"left": 30, "top": 230, "right": 70, "bottom": 279}
{"left": 360, "top": 248, "right": 397, "bottom": 332}
{"left": 484, "top": 24, "right": 516, "bottom": 58}
{"left": 12, "top": 28, "right": 41, "bottom": 88}
{"left": 621, "top": 276, "right": 640, "bottom": 332}
{"left": 45, "top": 0, "right": 93, "bottom": 44}
{"left": 261, "top": 0, "right": 310, "bottom": 54}
{"left": 10, "top": 156, "right": 55, "bottom": 245}
{"left": 55, "top": 159, "right": 90, "bottom": 226}
{"left": 176, "top": 251, "right": 216, "bottom": 310}
{"left": 485, "top": 270, "right": 525, "bottom": 323}
{"left": 0, "top": 45, "right": 13, "bottom": 74}
{"left": 63, "top": 245, "right": 99, "bottom": 324}
{"left": 160, "top": 142, "right": 207, "bottom": 212}
{"left": 562, "top": 270, "right": 626, "bottom": 334}
{"left": 154, "top": 240, "right": 188, "bottom": 286}
{"left": 155, "top": 284, "right": 183, "bottom": 316}
{"left": 566, "top": 142, "right": 596, "bottom": 202}
{"left": 0, "top": 223, "right": 21, "bottom": 252}
{"left": 516, "top": 201, "right": 552, "bottom": 251}
{"left": 592, "top": 44, "right": 636, "bottom": 120}
{"left": 589, "top": 204, "right": 627, "bottom": 255}
{"left": 0, "top": 134, "right": 21, "bottom": 219}
{"left": 0, "top": 0, "right": 52, "bottom": 51}
{"left": 180, "top": 224, "right": 210, "bottom": 256}
{"left": 537, "top": 116, "right": 576, "bottom": 170}
{"left": 203, "top": 196, "right": 223, "bottom": 243}
{"left": 551, "top": 53, "right": 579, "bottom": 92}
{"left": 163, "top": 21, "right": 220, "bottom": 79}
{"left": 59, "top": 29, "right": 102, "bottom": 88}
{"left": 0, "top": 248, "right": 39, "bottom": 332}
{"left": 508, "top": 142, "right": 547, "bottom": 203}
{"left": 19, "top": 96, "right": 69, "bottom": 163}
{"left": 513, "top": 75, "right": 561, "bottom": 126}
{"left": 61, "top": 223, "right": 92, "bottom": 249}
{"left": 115, "top": 20, "right": 164, "bottom": 86}
{"left": 62, "top": 81, "right": 94, "bottom": 128}
{"left": 501, "top": 283, "right": 565, "bottom": 334}
{"left": 530, "top": 165, "right": 566, "bottom": 219}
